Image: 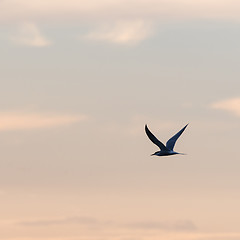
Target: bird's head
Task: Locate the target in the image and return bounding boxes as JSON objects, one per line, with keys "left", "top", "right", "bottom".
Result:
{"left": 151, "top": 151, "right": 159, "bottom": 156}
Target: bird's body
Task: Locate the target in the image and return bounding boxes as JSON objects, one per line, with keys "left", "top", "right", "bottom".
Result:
{"left": 145, "top": 124, "right": 188, "bottom": 157}
{"left": 151, "top": 150, "right": 179, "bottom": 156}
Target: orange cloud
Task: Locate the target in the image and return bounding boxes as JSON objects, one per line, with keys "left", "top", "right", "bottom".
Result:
{"left": 211, "top": 98, "right": 240, "bottom": 117}
{"left": 84, "top": 20, "right": 154, "bottom": 45}
{"left": 2, "top": 1, "right": 240, "bottom": 46}
{"left": 10, "top": 22, "right": 51, "bottom": 47}
{"left": 0, "top": 112, "right": 87, "bottom": 131}
{"left": 1, "top": 0, "right": 240, "bottom": 23}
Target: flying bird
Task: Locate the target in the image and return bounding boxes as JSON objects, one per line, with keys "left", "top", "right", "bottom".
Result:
{"left": 145, "top": 124, "right": 188, "bottom": 156}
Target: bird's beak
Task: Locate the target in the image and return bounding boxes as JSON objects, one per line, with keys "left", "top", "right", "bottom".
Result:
{"left": 151, "top": 153, "right": 155, "bottom": 156}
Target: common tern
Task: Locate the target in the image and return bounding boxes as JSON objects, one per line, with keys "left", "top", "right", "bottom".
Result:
{"left": 145, "top": 124, "right": 188, "bottom": 156}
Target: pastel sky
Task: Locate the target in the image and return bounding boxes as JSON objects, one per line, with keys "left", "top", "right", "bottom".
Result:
{"left": 1, "top": 1, "right": 240, "bottom": 239}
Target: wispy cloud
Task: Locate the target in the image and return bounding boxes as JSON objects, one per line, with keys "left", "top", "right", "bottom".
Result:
{"left": 2, "top": 1, "right": 240, "bottom": 47}
{"left": 83, "top": 20, "right": 153, "bottom": 45}
{"left": 19, "top": 216, "right": 98, "bottom": 227}
{"left": 5, "top": 232, "right": 240, "bottom": 240}
{"left": 0, "top": 112, "right": 87, "bottom": 131}
{"left": 18, "top": 215, "right": 196, "bottom": 232}
{"left": 11, "top": 216, "right": 240, "bottom": 240}
{"left": 125, "top": 220, "right": 197, "bottom": 231}
{"left": 210, "top": 98, "right": 240, "bottom": 117}
{"left": 10, "top": 22, "right": 51, "bottom": 47}
{"left": 2, "top": 0, "right": 240, "bottom": 24}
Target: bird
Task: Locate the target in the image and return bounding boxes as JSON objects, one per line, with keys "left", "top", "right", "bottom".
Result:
{"left": 145, "top": 124, "right": 188, "bottom": 156}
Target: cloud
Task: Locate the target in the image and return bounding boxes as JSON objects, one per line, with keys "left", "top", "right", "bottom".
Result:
{"left": 83, "top": 20, "right": 153, "bottom": 45}
{"left": 125, "top": 220, "right": 197, "bottom": 232}
{"left": 12, "top": 216, "right": 240, "bottom": 240}
{"left": 2, "top": 0, "right": 240, "bottom": 24}
{"left": 2, "top": 1, "right": 240, "bottom": 47}
{"left": 19, "top": 216, "right": 98, "bottom": 227}
{"left": 10, "top": 22, "right": 51, "bottom": 47}
{"left": 210, "top": 98, "right": 240, "bottom": 117}
{"left": 18, "top": 215, "right": 196, "bottom": 232}
{"left": 0, "top": 112, "right": 87, "bottom": 131}
{"left": 5, "top": 232, "right": 240, "bottom": 240}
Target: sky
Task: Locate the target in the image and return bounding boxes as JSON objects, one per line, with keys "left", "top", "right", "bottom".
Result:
{"left": 1, "top": 0, "right": 240, "bottom": 239}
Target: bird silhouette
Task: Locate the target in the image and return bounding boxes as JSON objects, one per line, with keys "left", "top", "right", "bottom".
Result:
{"left": 145, "top": 124, "right": 188, "bottom": 156}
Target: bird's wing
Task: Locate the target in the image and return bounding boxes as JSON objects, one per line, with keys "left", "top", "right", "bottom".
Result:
{"left": 166, "top": 124, "right": 188, "bottom": 150}
{"left": 145, "top": 125, "right": 167, "bottom": 151}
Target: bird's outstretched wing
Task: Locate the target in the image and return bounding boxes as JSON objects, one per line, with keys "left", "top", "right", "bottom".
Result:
{"left": 166, "top": 124, "right": 188, "bottom": 150}
{"left": 145, "top": 125, "right": 168, "bottom": 151}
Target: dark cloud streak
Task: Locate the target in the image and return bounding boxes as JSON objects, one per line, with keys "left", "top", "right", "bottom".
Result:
{"left": 124, "top": 220, "right": 197, "bottom": 231}
{"left": 18, "top": 216, "right": 98, "bottom": 227}
{"left": 18, "top": 216, "right": 197, "bottom": 232}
